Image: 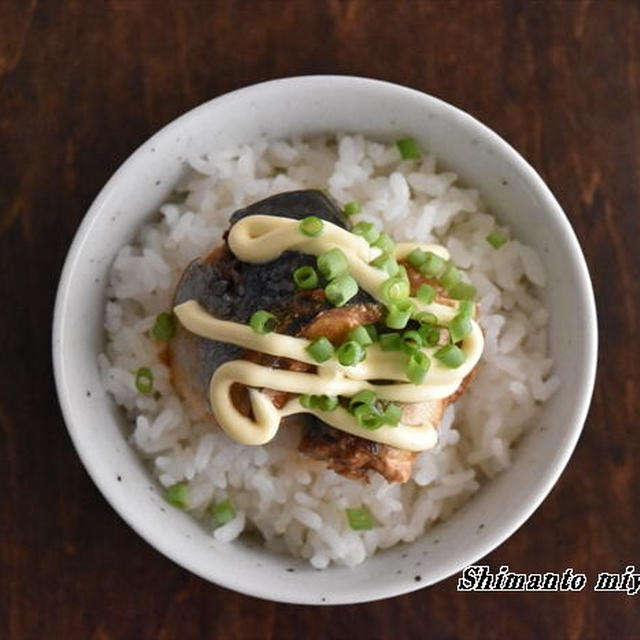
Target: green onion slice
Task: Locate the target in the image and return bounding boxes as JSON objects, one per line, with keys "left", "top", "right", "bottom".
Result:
{"left": 364, "top": 324, "right": 378, "bottom": 342}
{"left": 379, "top": 276, "right": 410, "bottom": 304}
{"left": 407, "top": 248, "right": 427, "bottom": 268}
{"left": 336, "top": 340, "right": 366, "bottom": 366}
{"left": 300, "top": 394, "right": 339, "bottom": 411}
{"left": 418, "top": 323, "right": 440, "bottom": 347}
{"left": 343, "top": 201, "right": 362, "bottom": 216}
{"left": 382, "top": 403, "right": 402, "bottom": 426}
{"left": 352, "top": 221, "right": 380, "bottom": 245}
{"left": 152, "top": 312, "right": 176, "bottom": 341}
{"left": 299, "top": 215, "right": 324, "bottom": 237}
{"left": 416, "top": 284, "right": 436, "bottom": 304}
{"left": 372, "top": 232, "right": 395, "bottom": 253}
{"left": 414, "top": 310, "right": 438, "bottom": 325}
{"left": 400, "top": 329, "right": 423, "bottom": 354}
{"left": 379, "top": 332, "right": 403, "bottom": 351}
{"left": 349, "top": 389, "right": 377, "bottom": 410}
{"left": 325, "top": 274, "right": 358, "bottom": 307}
{"left": 353, "top": 404, "right": 384, "bottom": 430}
{"left": 211, "top": 499, "right": 235, "bottom": 526}
{"left": 385, "top": 299, "right": 415, "bottom": 330}
{"left": 438, "top": 263, "right": 462, "bottom": 291}
{"left": 406, "top": 351, "right": 431, "bottom": 384}
{"left": 448, "top": 314, "right": 473, "bottom": 343}
{"left": 346, "top": 506, "right": 374, "bottom": 530}
{"left": 250, "top": 310, "right": 277, "bottom": 334}
{"left": 419, "top": 252, "right": 446, "bottom": 278}
{"left": 165, "top": 483, "right": 189, "bottom": 509}
{"left": 396, "top": 137, "right": 421, "bottom": 160}
{"left": 348, "top": 325, "right": 374, "bottom": 346}
{"left": 448, "top": 281, "right": 477, "bottom": 301}
{"left": 314, "top": 395, "right": 339, "bottom": 411}
{"left": 458, "top": 300, "right": 475, "bottom": 319}
{"left": 293, "top": 265, "right": 319, "bottom": 289}
{"left": 370, "top": 252, "right": 400, "bottom": 276}
{"left": 135, "top": 366, "right": 153, "bottom": 394}
{"left": 486, "top": 229, "right": 508, "bottom": 249}
{"left": 317, "top": 248, "right": 348, "bottom": 280}
{"left": 434, "top": 344, "right": 466, "bottom": 368}
{"left": 306, "top": 336, "right": 335, "bottom": 363}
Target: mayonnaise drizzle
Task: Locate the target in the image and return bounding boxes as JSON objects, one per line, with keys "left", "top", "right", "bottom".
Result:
{"left": 173, "top": 214, "right": 484, "bottom": 452}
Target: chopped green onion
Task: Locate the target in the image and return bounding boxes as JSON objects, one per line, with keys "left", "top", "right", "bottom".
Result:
{"left": 439, "top": 263, "right": 462, "bottom": 291}
{"left": 458, "top": 300, "right": 475, "bottom": 319}
{"left": 407, "top": 248, "right": 427, "bottom": 269}
{"left": 396, "top": 137, "right": 421, "bottom": 160}
{"left": 299, "top": 215, "right": 324, "bottom": 237}
{"left": 400, "top": 329, "right": 423, "bottom": 354}
{"left": 314, "top": 395, "right": 339, "bottom": 412}
{"left": 379, "top": 276, "right": 410, "bottom": 303}
{"left": 386, "top": 300, "right": 415, "bottom": 329}
{"left": 353, "top": 404, "right": 384, "bottom": 430}
{"left": 448, "top": 281, "right": 477, "bottom": 300}
{"left": 406, "top": 351, "right": 431, "bottom": 384}
{"left": 302, "top": 394, "right": 340, "bottom": 411}
{"left": 370, "top": 252, "right": 400, "bottom": 276}
{"left": 348, "top": 325, "right": 374, "bottom": 346}
{"left": 486, "top": 229, "right": 508, "bottom": 249}
{"left": 343, "top": 201, "right": 362, "bottom": 216}
{"left": 336, "top": 340, "right": 366, "bottom": 366}
{"left": 435, "top": 344, "right": 466, "bottom": 368}
{"left": 293, "top": 265, "right": 319, "bottom": 289}
{"left": 306, "top": 336, "right": 334, "bottom": 363}
{"left": 372, "top": 232, "right": 395, "bottom": 253}
{"left": 165, "top": 483, "right": 189, "bottom": 509}
{"left": 317, "top": 248, "right": 348, "bottom": 280}
{"left": 419, "top": 251, "right": 446, "bottom": 278}
{"left": 135, "top": 366, "right": 153, "bottom": 394}
{"left": 364, "top": 324, "right": 378, "bottom": 342}
{"left": 418, "top": 323, "right": 440, "bottom": 346}
{"left": 349, "top": 389, "right": 377, "bottom": 410}
{"left": 352, "top": 221, "right": 380, "bottom": 245}
{"left": 152, "top": 312, "right": 176, "bottom": 341}
{"left": 379, "top": 332, "right": 403, "bottom": 351}
{"left": 382, "top": 403, "right": 402, "bottom": 426}
{"left": 414, "top": 310, "right": 438, "bottom": 325}
{"left": 325, "top": 274, "right": 359, "bottom": 307}
{"left": 448, "top": 314, "right": 473, "bottom": 343}
{"left": 346, "top": 506, "right": 374, "bottom": 530}
{"left": 250, "top": 310, "right": 277, "bottom": 334}
{"left": 416, "top": 284, "right": 436, "bottom": 304}
{"left": 211, "top": 499, "right": 235, "bottom": 526}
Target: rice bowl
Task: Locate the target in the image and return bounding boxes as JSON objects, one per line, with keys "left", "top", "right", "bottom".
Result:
{"left": 53, "top": 76, "right": 597, "bottom": 603}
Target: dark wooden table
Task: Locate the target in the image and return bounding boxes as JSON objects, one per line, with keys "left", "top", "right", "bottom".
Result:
{"left": 2, "top": 1, "right": 638, "bottom": 638}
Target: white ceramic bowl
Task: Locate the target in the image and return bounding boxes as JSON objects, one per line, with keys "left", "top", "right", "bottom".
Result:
{"left": 53, "top": 76, "right": 597, "bottom": 604}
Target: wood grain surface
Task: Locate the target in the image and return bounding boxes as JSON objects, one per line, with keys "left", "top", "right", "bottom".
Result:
{"left": 1, "top": 1, "right": 639, "bottom": 638}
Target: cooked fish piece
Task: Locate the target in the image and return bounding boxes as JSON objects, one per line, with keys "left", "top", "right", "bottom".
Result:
{"left": 169, "top": 189, "right": 478, "bottom": 484}
{"left": 169, "top": 189, "right": 372, "bottom": 421}
{"left": 298, "top": 422, "right": 417, "bottom": 483}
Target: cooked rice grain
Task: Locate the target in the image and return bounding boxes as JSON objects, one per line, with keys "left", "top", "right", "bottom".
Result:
{"left": 101, "top": 135, "right": 558, "bottom": 567}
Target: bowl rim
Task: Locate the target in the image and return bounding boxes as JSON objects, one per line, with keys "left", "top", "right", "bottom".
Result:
{"left": 52, "top": 74, "right": 598, "bottom": 604}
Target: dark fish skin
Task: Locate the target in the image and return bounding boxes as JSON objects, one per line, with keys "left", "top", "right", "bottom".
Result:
{"left": 228, "top": 189, "right": 349, "bottom": 228}
{"left": 170, "top": 190, "right": 375, "bottom": 418}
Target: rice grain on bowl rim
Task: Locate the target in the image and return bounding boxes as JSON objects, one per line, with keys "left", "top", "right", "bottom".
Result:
{"left": 99, "top": 133, "right": 559, "bottom": 569}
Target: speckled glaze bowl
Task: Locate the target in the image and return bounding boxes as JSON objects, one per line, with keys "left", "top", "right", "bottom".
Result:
{"left": 52, "top": 76, "right": 597, "bottom": 604}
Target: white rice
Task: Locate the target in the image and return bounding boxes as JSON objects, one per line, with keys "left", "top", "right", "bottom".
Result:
{"left": 100, "top": 134, "right": 559, "bottom": 568}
